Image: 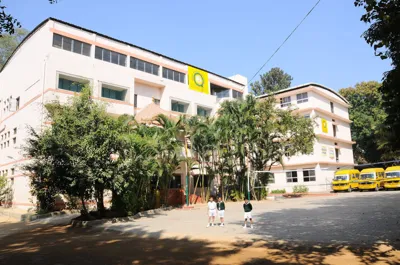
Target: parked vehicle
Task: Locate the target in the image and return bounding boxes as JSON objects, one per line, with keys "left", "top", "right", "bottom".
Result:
{"left": 384, "top": 166, "right": 400, "bottom": 190}
{"left": 359, "top": 168, "right": 385, "bottom": 191}
{"left": 332, "top": 169, "right": 360, "bottom": 192}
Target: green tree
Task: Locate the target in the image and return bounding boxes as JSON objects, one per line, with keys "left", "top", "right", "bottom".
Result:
{"left": 0, "top": 174, "right": 11, "bottom": 205}
{"left": 153, "top": 114, "right": 184, "bottom": 205}
{"left": 355, "top": 0, "right": 400, "bottom": 159}
{"left": 217, "top": 95, "right": 315, "bottom": 200}
{"left": 250, "top": 67, "right": 293, "bottom": 96}
{"left": 25, "top": 86, "right": 126, "bottom": 215}
{"left": 0, "top": 28, "right": 28, "bottom": 69}
{"left": 339, "top": 81, "right": 386, "bottom": 163}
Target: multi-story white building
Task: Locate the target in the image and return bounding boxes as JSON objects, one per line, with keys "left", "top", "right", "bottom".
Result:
{"left": 258, "top": 83, "right": 355, "bottom": 192}
{"left": 0, "top": 18, "right": 247, "bottom": 208}
{"left": 0, "top": 18, "right": 354, "bottom": 209}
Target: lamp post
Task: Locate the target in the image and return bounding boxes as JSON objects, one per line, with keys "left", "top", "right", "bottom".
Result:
{"left": 184, "top": 136, "right": 189, "bottom": 206}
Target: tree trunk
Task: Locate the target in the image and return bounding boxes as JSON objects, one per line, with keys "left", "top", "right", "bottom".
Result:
{"left": 191, "top": 176, "right": 200, "bottom": 204}
{"left": 96, "top": 188, "right": 105, "bottom": 215}
{"left": 80, "top": 196, "right": 88, "bottom": 217}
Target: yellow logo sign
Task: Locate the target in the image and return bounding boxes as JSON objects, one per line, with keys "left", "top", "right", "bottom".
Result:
{"left": 321, "top": 118, "right": 328, "bottom": 133}
{"left": 188, "top": 66, "right": 209, "bottom": 94}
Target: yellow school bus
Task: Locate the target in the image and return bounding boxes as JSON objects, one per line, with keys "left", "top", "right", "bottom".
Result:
{"left": 384, "top": 166, "right": 400, "bottom": 190}
{"left": 359, "top": 168, "right": 385, "bottom": 191}
{"left": 332, "top": 169, "right": 360, "bottom": 192}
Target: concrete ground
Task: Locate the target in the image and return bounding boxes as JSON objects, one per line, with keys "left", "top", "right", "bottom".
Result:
{"left": 0, "top": 191, "right": 399, "bottom": 264}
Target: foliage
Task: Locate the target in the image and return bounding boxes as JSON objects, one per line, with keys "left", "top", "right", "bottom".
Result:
{"left": 355, "top": 0, "right": 400, "bottom": 159}
{"left": 25, "top": 86, "right": 126, "bottom": 215}
{"left": 0, "top": 1, "right": 57, "bottom": 36}
{"left": 0, "top": 28, "right": 28, "bottom": 69}
{"left": 270, "top": 189, "right": 286, "bottom": 194}
{"left": 250, "top": 67, "right": 293, "bottom": 96}
{"left": 0, "top": 174, "right": 11, "bottom": 204}
{"left": 339, "top": 81, "right": 387, "bottom": 163}
{"left": 217, "top": 95, "right": 315, "bottom": 200}
{"left": 292, "top": 185, "right": 309, "bottom": 194}
{"left": 26, "top": 87, "right": 315, "bottom": 215}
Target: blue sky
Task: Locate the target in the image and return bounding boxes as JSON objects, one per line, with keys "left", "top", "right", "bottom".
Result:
{"left": 6, "top": 0, "right": 391, "bottom": 91}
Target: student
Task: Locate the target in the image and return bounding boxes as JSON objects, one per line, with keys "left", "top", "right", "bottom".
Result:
{"left": 207, "top": 196, "right": 217, "bottom": 227}
{"left": 217, "top": 196, "right": 225, "bottom": 226}
{"left": 243, "top": 198, "right": 253, "bottom": 229}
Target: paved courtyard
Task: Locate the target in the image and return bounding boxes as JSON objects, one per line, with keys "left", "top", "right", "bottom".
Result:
{"left": 0, "top": 191, "right": 399, "bottom": 264}
{"left": 101, "top": 191, "right": 400, "bottom": 247}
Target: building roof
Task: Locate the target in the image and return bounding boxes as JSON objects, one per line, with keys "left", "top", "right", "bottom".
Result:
{"left": 135, "top": 103, "right": 182, "bottom": 123}
{"left": 256, "top": 83, "right": 349, "bottom": 104}
{"left": 1, "top": 18, "right": 246, "bottom": 87}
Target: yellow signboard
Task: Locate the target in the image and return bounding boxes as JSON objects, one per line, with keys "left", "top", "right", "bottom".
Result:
{"left": 188, "top": 66, "right": 209, "bottom": 94}
{"left": 321, "top": 118, "right": 328, "bottom": 133}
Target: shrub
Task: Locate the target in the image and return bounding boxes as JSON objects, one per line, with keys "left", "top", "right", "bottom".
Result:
{"left": 270, "top": 189, "right": 286, "bottom": 194}
{"left": 293, "top": 185, "right": 309, "bottom": 194}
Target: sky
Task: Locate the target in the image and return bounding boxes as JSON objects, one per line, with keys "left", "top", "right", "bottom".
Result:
{"left": 6, "top": 0, "right": 391, "bottom": 91}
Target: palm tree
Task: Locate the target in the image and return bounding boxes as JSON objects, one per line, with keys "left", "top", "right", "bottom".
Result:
{"left": 153, "top": 114, "right": 184, "bottom": 205}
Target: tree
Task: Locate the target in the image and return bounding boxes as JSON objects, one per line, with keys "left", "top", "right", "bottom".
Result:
{"left": 250, "top": 67, "right": 293, "bottom": 96}
{"left": 339, "top": 81, "right": 386, "bottom": 163}
{"left": 0, "top": 1, "right": 57, "bottom": 36}
{"left": 217, "top": 95, "right": 315, "bottom": 200}
{"left": 0, "top": 28, "right": 28, "bottom": 69}
{"left": 25, "top": 86, "right": 126, "bottom": 215}
{"left": 0, "top": 174, "right": 11, "bottom": 205}
{"left": 355, "top": 0, "right": 400, "bottom": 159}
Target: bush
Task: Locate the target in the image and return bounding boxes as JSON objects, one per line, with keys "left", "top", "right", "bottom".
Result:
{"left": 293, "top": 185, "right": 309, "bottom": 194}
{"left": 229, "top": 190, "right": 244, "bottom": 201}
{"left": 270, "top": 189, "right": 286, "bottom": 194}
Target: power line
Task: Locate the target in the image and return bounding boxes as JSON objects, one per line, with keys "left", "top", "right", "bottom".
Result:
{"left": 247, "top": 0, "right": 322, "bottom": 86}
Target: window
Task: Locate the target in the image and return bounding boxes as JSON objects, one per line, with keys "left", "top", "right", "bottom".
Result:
{"left": 130, "top": 57, "right": 159, "bottom": 76}
{"left": 303, "top": 169, "right": 316, "bottom": 182}
{"left": 286, "top": 171, "right": 298, "bottom": 183}
{"left": 58, "top": 78, "right": 85, "bottom": 92}
{"left": 333, "top": 124, "right": 337, "bottom": 137}
{"left": 102, "top": 87, "right": 125, "bottom": 101}
{"left": 7, "top": 140, "right": 9, "bottom": 147}
{"left": 162, "top": 67, "right": 185, "bottom": 83}
{"left": 280, "top": 96, "right": 291, "bottom": 107}
{"left": 267, "top": 173, "right": 275, "bottom": 184}
{"left": 11, "top": 168, "right": 14, "bottom": 175}
{"left": 335, "top": 149, "right": 340, "bottom": 162}
{"left": 296, "top": 92, "right": 308, "bottom": 104}
{"left": 170, "top": 174, "right": 182, "bottom": 189}
{"left": 304, "top": 114, "right": 311, "bottom": 119}
{"left": 95, "top": 46, "right": 127, "bottom": 66}
{"left": 12, "top": 137, "right": 16, "bottom": 144}
{"left": 330, "top": 102, "right": 334, "bottom": 113}
{"left": 232, "top": 90, "right": 243, "bottom": 99}
{"left": 193, "top": 175, "right": 211, "bottom": 187}
{"left": 197, "top": 107, "right": 210, "bottom": 117}
{"left": 16, "top": 97, "right": 20, "bottom": 110}
{"left": 134, "top": 94, "right": 138, "bottom": 108}
{"left": 52, "top": 33, "right": 91, "bottom": 56}
{"left": 171, "top": 101, "right": 185, "bottom": 113}
{"left": 13, "top": 127, "right": 17, "bottom": 135}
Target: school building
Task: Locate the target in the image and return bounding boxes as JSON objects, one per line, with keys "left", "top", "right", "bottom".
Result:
{"left": 0, "top": 18, "right": 354, "bottom": 209}
{"left": 258, "top": 84, "right": 355, "bottom": 192}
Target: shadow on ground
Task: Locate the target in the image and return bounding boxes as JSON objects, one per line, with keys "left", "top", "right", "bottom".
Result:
{"left": 0, "top": 222, "right": 399, "bottom": 265}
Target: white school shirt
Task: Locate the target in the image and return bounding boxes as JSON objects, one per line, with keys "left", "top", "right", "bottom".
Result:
{"left": 208, "top": 201, "right": 217, "bottom": 210}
